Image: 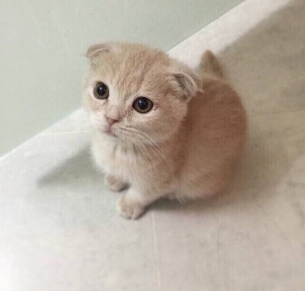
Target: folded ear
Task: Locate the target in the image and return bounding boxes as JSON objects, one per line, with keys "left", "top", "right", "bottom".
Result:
{"left": 172, "top": 71, "right": 201, "bottom": 102}
{"left": 85, "top": 42, "right": 119, "bottom": 59}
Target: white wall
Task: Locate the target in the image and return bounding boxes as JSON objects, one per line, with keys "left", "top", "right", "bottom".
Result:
{"left": 0, "top": 0, "right": 243, "bottom": 156}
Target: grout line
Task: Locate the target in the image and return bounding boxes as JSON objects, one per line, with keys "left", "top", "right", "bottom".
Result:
{"left": 151, "top": 212, "right": 161, "bottom": 291}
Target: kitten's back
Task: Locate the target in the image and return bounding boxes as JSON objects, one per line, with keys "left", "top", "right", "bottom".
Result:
{"left": 177, "top": 53, "right": 246, "bottom": 199}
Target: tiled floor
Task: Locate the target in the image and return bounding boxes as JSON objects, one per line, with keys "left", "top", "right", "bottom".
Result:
{"left": 1, "top": 0, "right": 305, "bottom": 290}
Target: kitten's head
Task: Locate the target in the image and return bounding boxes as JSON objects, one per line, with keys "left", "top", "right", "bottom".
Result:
{"left": 83, "top": 42, "right": 200, "bottom": 145}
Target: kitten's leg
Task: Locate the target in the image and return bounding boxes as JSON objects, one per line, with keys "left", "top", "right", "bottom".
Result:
{"left": 117, "top": 188, "right": 163, "bottom": 219}
{"left": 104, "top": 174, "right": 127, "bottom": 192}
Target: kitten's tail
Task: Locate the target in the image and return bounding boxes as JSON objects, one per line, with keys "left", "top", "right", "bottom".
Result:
{"left": 199, "top": 50, "right": 223, "bottom": 79}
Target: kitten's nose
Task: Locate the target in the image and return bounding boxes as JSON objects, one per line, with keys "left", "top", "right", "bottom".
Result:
{"left": 107, "top": 117, "right": 118, "bottom": 126}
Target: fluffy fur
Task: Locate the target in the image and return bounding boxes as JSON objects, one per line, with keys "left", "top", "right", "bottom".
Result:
{"left": 82, "top": 42, "right": 246, "bottom": 219}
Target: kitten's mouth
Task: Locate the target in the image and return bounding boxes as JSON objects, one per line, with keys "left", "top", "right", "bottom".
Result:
{"left": 105, "top": 127, "right": 116, "bottom": 137}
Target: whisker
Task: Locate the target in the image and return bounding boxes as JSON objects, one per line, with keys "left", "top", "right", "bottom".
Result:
{"left": 118, "top": 127, "right": 171, "bottom": 168}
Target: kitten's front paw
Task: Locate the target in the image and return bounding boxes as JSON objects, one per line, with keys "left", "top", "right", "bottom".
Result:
{"left": 116, "top": 195, "right": 145, "bottom": 220}
{"left": 105, "top": 175, "right": 127, "bottom": 192}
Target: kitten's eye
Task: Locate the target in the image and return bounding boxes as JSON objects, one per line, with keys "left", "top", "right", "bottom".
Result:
{"left": 133, "top": 97, "right": 153, "bottom": 113}
{"left": 93, "top": 82, "right": 109, "bottom": 99}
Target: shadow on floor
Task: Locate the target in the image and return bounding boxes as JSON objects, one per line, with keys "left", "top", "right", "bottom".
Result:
{"left": 37, "top": 146, "right": 101, "bottom": 188}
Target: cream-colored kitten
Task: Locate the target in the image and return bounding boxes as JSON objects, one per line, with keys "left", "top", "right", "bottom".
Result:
{"left": 83, "top": 42, "right": 246, "bottom": 219}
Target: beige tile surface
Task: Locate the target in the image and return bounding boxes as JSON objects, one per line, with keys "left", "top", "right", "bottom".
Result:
{"left": 0, "top": 134, "right": 157, "bottom": 291}
{"left": 1, "top": 0, "right": 305, "bottom": 290}
{"left": 152, "top": 112, "right": 305, "bottom": 290}
{"left": 220, "top": 0, "right": 305, "bottom": 115}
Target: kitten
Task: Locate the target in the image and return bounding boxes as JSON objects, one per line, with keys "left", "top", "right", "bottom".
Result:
{"left": 83, "top": 42, "right": 246, "bottom": 219}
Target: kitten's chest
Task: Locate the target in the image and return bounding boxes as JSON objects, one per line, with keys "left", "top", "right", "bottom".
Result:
{"left": 93, "top": 140, "right": 155, "bottom": 181}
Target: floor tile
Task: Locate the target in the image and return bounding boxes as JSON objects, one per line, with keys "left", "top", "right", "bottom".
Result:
{"left": 1, "top": 0, "right": 305, "bottom": 290}
{"left": 152, "top": 112, "right": 305, "bottom": 290}
{"left": 0, "top": 133, "right": 157, "bottom": 291}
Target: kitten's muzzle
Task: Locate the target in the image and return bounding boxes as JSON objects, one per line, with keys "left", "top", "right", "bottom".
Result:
{"left": 104, "top": 126, "right": 116, "bottom": 137}
{"left": 105, "top": 118, "right": 118, "bottom": 137}
{"left": 107, "top": 117, "right": 118, "bottom": 126}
